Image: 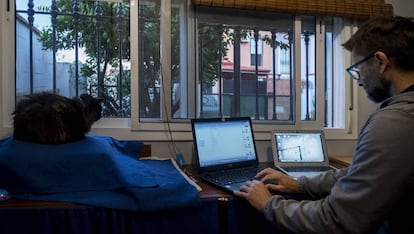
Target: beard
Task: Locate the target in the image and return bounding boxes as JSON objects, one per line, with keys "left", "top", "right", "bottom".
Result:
{"left": 361, "top": 68, "right": 392, "bottom": 103}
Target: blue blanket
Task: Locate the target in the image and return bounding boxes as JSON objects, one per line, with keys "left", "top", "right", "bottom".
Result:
{"left": 0, "top": 135, "right": 199, "bottom": 211}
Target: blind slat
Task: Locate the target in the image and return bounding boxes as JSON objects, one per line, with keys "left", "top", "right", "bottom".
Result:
{"left": 192, "top": 0, "right": 393, "bottom": 19}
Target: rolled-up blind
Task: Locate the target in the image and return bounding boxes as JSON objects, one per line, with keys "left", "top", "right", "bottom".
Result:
{"left": 192, "top": 0, "right": 393, "bottom": 19}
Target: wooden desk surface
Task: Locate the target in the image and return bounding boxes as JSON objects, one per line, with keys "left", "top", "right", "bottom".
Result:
{"left": 0, "top": 198, "right": 77, "bottom": 208}
{"left": 183, "top": 165, "right": 232, "bottom": 199}
{"left": 329, "top": 155, "right": 352, "bottom": 168}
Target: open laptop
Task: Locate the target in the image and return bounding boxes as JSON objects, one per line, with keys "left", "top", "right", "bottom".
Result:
{"left": 271, "top": 130, "right": 336, "bottom": 178}
{"left": 191, "top": 117, "right": 262, "bottom": 194}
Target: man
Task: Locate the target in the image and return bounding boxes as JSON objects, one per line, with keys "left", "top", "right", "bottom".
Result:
{"left": 234, "top": 16, "right": 414, "bottom": 233}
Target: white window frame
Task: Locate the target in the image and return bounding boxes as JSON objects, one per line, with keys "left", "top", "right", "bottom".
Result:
{"left": 0, "top": 0, "right": 359, "bottom": 141}
{"left": 130, "top": 0, "right": 193, "bottom": 137}
{"left": 0, "top": 1, "right": 16, "bottom": 139}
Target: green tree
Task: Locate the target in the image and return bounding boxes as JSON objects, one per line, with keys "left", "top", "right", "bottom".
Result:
{"left": 37, "top": 0, "right": 289, "bottom": 119}
{"left": 138, "top": 2, "right": 184, "bottom": 118}
{"left": 38, "top": 0, "right": 130, "bottom": 117}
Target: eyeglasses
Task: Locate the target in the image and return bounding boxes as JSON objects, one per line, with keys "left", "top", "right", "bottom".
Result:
{"left": 346, "top": 53, "right": 375, "bottom": 81}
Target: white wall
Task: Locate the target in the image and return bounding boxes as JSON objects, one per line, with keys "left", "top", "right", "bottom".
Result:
{"left": 386, "top": 0, "right": 414, "bottom": 18}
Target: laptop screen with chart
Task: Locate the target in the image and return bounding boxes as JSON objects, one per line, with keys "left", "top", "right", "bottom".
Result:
{"left": 271, "top": 130, "right": 336, "bottom": 178}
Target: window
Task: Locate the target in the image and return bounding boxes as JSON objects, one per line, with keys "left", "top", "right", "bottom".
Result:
{"left": 137, "top": 0, "right": 188, "bottom": 121}
{"left": 15, "top": 0, "right": 131, "bottom": 118}
{"left": 197, "top": 15, "right": 294, "bottom": 120}
{"left": 250, "top": 36, "right": 263, "bottom": 67}
{"left": 192, "top": 8, "right": 357, "bottom": 136}
{"left": 4, "top": 0, "right": 358, "bottom": 140}
{"left": 279, "top": 47, "right": 290, "bottom": 75}
{"left": 301, "top": 16, "right": 316, "bottom": 121}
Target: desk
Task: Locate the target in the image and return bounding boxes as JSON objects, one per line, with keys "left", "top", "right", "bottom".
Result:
{"left": 1, "top": 160, "right": 349, "bottom": 234}
{"left": 329, "top": 155, "right": 352, "bottom": 168}
{"left": 0, "top": 166, "right": 273, "bottom": 234}
{"left": 184, "top": 164, "right": 277, "bottom": 234}
{"left": 0, "top": 195, "right": 221, "bottom": 234}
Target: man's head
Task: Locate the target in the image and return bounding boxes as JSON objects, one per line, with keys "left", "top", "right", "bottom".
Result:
{"left": 343, "top": 16, "right": 414, "bottom": 103}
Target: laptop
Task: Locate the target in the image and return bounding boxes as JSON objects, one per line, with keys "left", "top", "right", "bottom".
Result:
{"left": 191, "top": 117, "right": 263, "bottom": 194}
{"left": 271, "top": 130, "right": 336, "bottom": 178}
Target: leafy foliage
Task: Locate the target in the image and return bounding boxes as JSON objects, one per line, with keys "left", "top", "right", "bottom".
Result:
{"left": 37, "top": 0, "right": 130, "bottom": 117}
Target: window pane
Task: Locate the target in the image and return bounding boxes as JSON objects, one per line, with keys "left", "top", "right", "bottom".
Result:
{"left": 250, "top": 37, "right": 263, "bottom": 67}
{"left": 197, "top": 10, "right": 294, "bottom": 121}
{"left": 300, "top": 16, "right": 316, "bottom": 121}
{"left": 326, "top": 18, "right": 348, "bottom": 129}
{"left": 138, "top": 0, "right": 161, "bottom": 119}
{"left": 325, "top": 19, "right": 334, "bottom": 127}
{"left": 15, "top": 0, "right": 131, "bottom": 117}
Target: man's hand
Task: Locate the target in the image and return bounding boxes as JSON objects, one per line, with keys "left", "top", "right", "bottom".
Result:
{"left": 234, "top": 167, "right": 299, "bottom": 211}
{"left": 234, "top": 180, "right": 272, "bottom": 212}
{"left": 256, "top": 168, "right": 299, "bottom": 194}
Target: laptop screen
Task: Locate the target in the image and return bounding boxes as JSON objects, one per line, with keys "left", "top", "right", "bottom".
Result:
{"left": 273, "top": 132, "right": 326, "bottom": 163}
{"left": 191, "top": 117, "right": 257, "bottom": 169}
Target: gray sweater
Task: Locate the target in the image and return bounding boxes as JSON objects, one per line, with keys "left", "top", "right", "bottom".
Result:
{"left": 264, "top": 91, "right": 414, "bottom": 233}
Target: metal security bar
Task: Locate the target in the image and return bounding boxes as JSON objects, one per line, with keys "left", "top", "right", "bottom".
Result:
{"left": 15, "top": 0, "right": 130, "bottom": 117}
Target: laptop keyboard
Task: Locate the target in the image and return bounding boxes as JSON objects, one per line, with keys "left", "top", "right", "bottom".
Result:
{"left": 204, "top": 167, "right": 263, "bottom": 185}
{"left": 284, "top": 166, "right": 333, "bottom": 172}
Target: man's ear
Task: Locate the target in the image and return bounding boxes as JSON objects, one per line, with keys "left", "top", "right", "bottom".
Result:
{"left": 374, "top": 51, "right": 390, "bottom": 73}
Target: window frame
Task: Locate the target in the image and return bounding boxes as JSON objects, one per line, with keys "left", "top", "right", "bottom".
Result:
{"left": 0, "top": 1, "right": 16, "bottom": 139}
{"left": 129, "top": 4, "right": 360, "bottom": 140}
{"left": 0, "top": 0, "right": 359, "bottom": 141}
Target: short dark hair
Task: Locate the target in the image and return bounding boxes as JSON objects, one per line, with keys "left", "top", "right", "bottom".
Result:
{"left": 343, "top": 16, "right": 414, "bottom": 71}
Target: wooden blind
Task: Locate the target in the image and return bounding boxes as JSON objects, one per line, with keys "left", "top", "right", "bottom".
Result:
{"left": 192, "top": 0, "right": 394, "bottom": 19}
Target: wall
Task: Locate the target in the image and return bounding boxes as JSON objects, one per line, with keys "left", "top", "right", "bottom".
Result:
{"left": 385, "top": 0, "right": 414, "bottom": 18}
